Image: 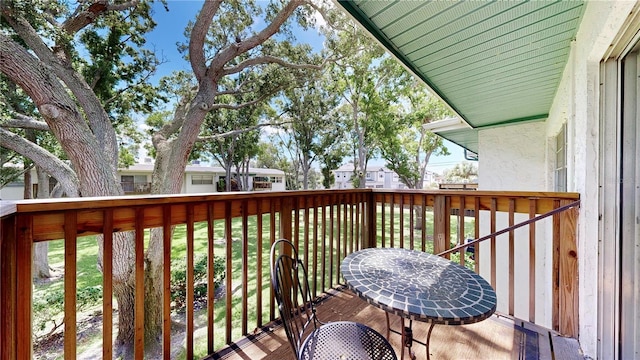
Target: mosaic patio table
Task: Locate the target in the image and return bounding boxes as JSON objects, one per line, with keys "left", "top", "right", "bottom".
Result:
{"left": 341, "top": 247, "right": 497, "bottom": 360}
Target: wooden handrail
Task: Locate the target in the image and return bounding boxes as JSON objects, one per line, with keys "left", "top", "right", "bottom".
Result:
{"left": 437, "top": 200, "right": 581, "bottom": 257}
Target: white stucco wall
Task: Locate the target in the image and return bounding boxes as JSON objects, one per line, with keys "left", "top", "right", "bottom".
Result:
{"left": 545, "top": 2, "right": 639, "bottom": 358}
{"left": 477, "top": 122, "right": 547, "bottom": 192}
{"left": 476, "top": 121, "right": 552, "bottom": 326}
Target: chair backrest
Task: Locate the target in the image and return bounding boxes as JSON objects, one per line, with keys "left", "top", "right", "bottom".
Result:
{"left": 270, "top": 239, "right": 318, "bottom": 358}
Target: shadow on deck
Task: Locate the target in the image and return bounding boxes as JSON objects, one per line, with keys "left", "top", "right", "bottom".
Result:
{"left": 207, "top": 286, "right": 583, "bottom": 360}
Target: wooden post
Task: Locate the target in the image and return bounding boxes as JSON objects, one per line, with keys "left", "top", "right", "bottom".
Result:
{"left": 434, "top": 195, "right": 449, "bottom": 256}
{"left": 1, "top": 215, "right": 17, "bottom": 360}
{"left": 16, "top": 214, "right": 33, "bottom": 360}
{"left": 559, "top": 200, "right": 579, "bottom": 337}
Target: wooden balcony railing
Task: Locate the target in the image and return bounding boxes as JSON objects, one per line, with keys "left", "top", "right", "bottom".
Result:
{"left": 0, "top": 189, "right": 579, "bottom": 359}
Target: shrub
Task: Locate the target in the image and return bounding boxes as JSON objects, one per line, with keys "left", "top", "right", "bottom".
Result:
{"left": 170, "top": 254, "right": 226, "bottom": 310}
{"left": 33, "top": 285, "right": 102, "bottom": 338}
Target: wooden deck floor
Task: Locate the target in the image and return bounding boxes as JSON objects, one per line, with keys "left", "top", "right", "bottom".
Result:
{"left": 208, "top": 286, "right": 584, "bottom": 360}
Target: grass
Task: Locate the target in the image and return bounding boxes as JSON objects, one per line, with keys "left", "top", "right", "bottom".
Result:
{"left": 32, "top": 205, "right": 475, "bottom": 359}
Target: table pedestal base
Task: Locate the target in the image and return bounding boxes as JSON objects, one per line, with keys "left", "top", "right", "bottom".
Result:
{"left": 385, "top": 313, "right": 436, "bottom": 360}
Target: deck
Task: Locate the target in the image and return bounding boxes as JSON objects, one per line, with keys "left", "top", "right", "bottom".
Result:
{"left": 209, "top": 286, "right": 584, "bottom": 360}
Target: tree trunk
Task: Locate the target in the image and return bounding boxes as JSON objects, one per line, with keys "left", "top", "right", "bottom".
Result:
{"left": 144, "top": 228, "right": 165, "bottom": 355}
{"left": 114, "top": 278, "right": 136, "bottom": 359}
{"left": 33, "top": 242, "right": 50, "bottom": 279}
{"left": 33, "top": 166, "right": 51, "bottom": 278}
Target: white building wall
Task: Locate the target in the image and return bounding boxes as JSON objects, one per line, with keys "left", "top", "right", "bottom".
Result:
{"left": 546, "top": 3, "right": 637, "bottom": 358}
{"left": 477, "top": 122, "right": 546, "bottom": 191}
{"left": 0, "top": 184, "right": 24, "bottom": 200}
{"left": 477, "top": 122, "right": 550, "bottom": 328}
{"left": 476, "top": 2, "right": 638, "bottom": 357}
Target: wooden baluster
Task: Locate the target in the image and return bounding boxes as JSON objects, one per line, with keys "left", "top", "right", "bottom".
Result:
{"left": 459, "top": 196, "right": 466, "bottom": 266}
{"left": 342, "top": 198, "right": 348, "bottom": 263}
{"left": 552, "top": 199, "right": 560, "bottom": 332}
{"left": 490, "top": 198, "right": 497, "bottom": 288}
{"left": 134, "top": 208, "right": 145, "bottom": 359}
{"left": 103, "top": 210, "right": 113, "bottom": 360}
{"left": 304, "top": 197, "right": 310, "bottom": 279}
{"left": 409, "top": 195, "right": 415, "bottom": 250}
{"left": 256, "top": 200, "right": 264, "bottom": 327}
{"left": 241, "top": 200, "right": 249, "bottom": 335}
{"left": 399, "top": 194, "right": 405, "bottom": 248}
{"left": 321, "top": 196, "right": 327, "bottom": 292}
{"left": 329, "top": 195, "right": 334, "bottom": 289}
{"left": 64, "top": 211, "right": 77, "bottom": 360}
{"left": 312, "top": 196, "right": 319, "bottom": 297}
{"left": 528, "top": 199, "right": 536, "bottom": 324}
{"left": 421, "top": 194, "right": 427, "bottom": 253}
{"left": 508, "top": 198, "right": 515, "bottom": 316}
{"left": 294, "top": 197, "right": 300, "bottom": 249}
{"left": 225, "top": 201, "right": 233, "bottom": 344}
{"left": 474, "top": 197, "right": 480, "bottom": 274}
{"left": 269, "top": 199, "right": 276, "bottom": 321}
{"left": 206, "top": 203, "right": 215, "bottom": 354}
{"left": 390, "top": 194, "right": 395, "bottom": 248}
{"left": 185, "top": 205, "right": 195, "bottom": 358}
{"left": 349, "top": 194, "right": 354, "bottom": 254}
{"left": 381, "top": 194, "right": 386, "bottom": 247}
{"left": 336, "top": 195, "right": 342, "bottom": 285}
{"left": 356, "top": 193, "right": 360, "bottom": 249}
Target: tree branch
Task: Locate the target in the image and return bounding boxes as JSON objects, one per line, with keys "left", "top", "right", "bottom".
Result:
{"left": 196, "top": 121, "right": 291, "bottom": 142}
{"left": 61, "top": 1, "right": 139, "bottom": 35}
{"left": 209, "top": 0, "right": 303, "bottom": 77}
{"left": 222, "top": 55, "right": 323, "bottom": 76}
{"left": 0, "top": 128, "right": 79, "bottom": 196}
{"left": 208, "top": 86, "right": 285, "bottom": 111}
{"left": 1, "top": 114, "right": 50, "bottom": 131}
{"left": 190, "top": 0, "right": 222, "bottom": 80}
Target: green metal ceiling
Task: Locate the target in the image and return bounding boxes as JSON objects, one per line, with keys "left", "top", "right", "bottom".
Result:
{"left": 337, "top": 0, "right": 586, "bottom": 153}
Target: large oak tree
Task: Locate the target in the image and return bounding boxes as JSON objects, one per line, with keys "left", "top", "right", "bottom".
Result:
{"left": 1, "top": 0, "right": 331, "bottom": 357}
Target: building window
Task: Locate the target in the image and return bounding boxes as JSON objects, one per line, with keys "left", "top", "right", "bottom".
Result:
{"left": 192, "top": 174, "right": 213, "bottom": 185}
{"left": 366, "top": 172, "right": 372, "bottom": 180}
{"left": 554, "top": 123, "right": 567, "bottom": 192}
{"left": 121, "top": 175, "right": 148, "bottom": 192}
{"left": 270, "top": 176, "right": 282, "bottom": 183}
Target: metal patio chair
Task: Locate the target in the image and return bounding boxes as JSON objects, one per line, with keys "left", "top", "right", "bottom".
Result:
{"left": 270, "top": 239, "right": 397, "bottom": 360}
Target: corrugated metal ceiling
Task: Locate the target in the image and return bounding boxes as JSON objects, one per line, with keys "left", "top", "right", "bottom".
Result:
{"left": 337, "top": 0, "right": 586, "bottom": 153}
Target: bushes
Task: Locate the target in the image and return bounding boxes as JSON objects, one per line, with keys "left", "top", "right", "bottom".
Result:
{"left": 170, "top": 254, "right": 226, "bottom": 310}
{"left": 33, "top": 255, "right": 226, "bottom": 337}
{"left": 33, "top": 285, "right": 103, "bottom": 338}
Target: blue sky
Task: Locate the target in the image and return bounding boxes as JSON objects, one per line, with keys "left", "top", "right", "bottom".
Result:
{"left": 144, "top": 1, "right": 468, "bottom": 173}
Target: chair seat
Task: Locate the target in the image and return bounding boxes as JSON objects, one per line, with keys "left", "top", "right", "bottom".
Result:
{"left": 299, "top": 321, "right": 396, "bottom": 360}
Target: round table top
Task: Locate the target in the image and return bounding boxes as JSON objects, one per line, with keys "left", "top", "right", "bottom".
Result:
{"left": 341, "top": 247, "right": 497, "bottom": 325}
